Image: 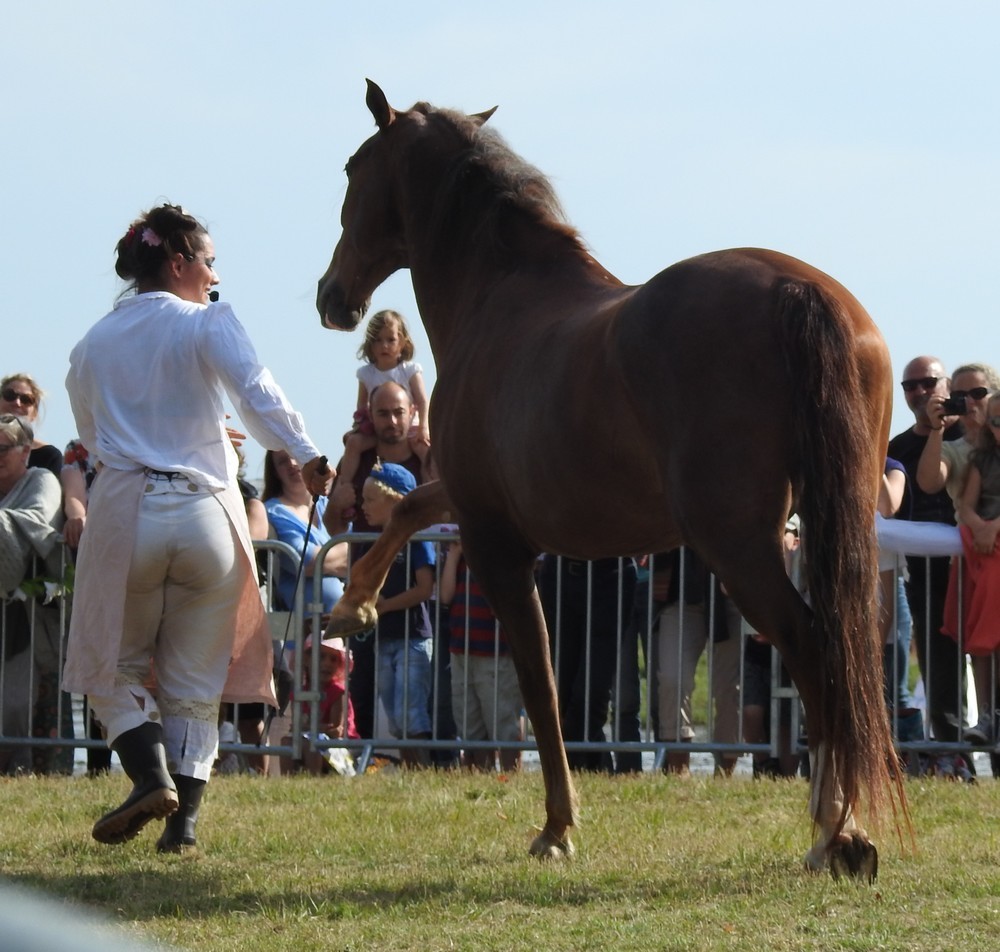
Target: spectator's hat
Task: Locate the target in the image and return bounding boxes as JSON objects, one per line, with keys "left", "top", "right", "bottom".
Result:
{"left": 370, "top": 460, "right": 417, "bottom": 496}
{"left": 304, "top": 635, "right": 352, "bottom": 669}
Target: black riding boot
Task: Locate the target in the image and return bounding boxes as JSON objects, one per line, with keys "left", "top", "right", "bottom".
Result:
{"left": 92, "top": 721, "right": 178, "bottom": 844}
{"left": 157, "top": 774, "right": 206, "bottom": 853}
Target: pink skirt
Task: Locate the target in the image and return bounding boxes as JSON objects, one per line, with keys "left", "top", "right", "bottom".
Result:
{"left": 942, "top": 524, "right": 1000, "bottom": 656}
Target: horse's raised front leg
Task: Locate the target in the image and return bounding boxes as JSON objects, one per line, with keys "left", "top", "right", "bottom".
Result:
{"left": 461, "top": 533, "right": 577, "bottom": 859}
{"left": 325, "top": 480, "right": 452, "bottom": 637}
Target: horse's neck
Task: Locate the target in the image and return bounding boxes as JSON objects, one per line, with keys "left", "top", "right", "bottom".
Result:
{"left": 409, "top": 226, "right": 619, "bottom": 342}
{"left": 399, "top": 143, "right": 622, "bottom": 355}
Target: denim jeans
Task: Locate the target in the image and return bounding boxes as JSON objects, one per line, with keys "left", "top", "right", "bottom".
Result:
{"left": 883, "top": 574, "right": 915, "bottom": 711}
{"left": 377, "top": 636, "right": 433, "bottom": 738}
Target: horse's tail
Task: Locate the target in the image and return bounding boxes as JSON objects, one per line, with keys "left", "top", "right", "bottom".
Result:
{"left": 778, "top": 280, "right": 904, "bottom": 840}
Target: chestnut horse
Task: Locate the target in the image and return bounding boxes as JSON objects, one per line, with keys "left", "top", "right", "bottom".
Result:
{"left": 317, "top": 81, "right": 904, "bottom": 878}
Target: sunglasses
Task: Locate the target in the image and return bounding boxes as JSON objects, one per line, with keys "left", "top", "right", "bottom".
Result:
{"left": 950, "top": 387, "right": 990, "bottom": 401}
{"left": 1, "top": 387, "right": 36, "bottom": 407}
{"left": 900, "top": 376, "right": 940, "bottom": 393}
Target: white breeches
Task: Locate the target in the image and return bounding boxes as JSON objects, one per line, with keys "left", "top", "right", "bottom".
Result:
{"left": 88, "top": 491, "right": 246, "bottom": 780}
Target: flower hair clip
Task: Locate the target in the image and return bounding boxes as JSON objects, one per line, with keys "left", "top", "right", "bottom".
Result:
{"left": 141, "top": 227, "right": 162, "bottom": 247}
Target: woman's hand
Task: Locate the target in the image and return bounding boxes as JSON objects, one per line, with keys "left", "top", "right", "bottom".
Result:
{"left": 971, "top": 520, "right": 1000, "bottom": 556}
{"left": 224, "top": 413, "right": 247, "bottom": 448}
{"left": 63, "top": 515, "right": 86, "bottom": 548}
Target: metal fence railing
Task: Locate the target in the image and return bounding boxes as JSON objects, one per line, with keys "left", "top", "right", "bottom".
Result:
{"left": 2, "top": 536, "right": 996, "bottom": 778}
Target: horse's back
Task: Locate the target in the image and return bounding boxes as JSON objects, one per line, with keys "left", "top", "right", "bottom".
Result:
{"left": 626, "top": 247, "right": 874, "bottom": 343}
{"left": 609, "top": 246, "right": 887, "bottom": 556}
{"left": 616, "top": 246, "right": 884, "bottom": 426}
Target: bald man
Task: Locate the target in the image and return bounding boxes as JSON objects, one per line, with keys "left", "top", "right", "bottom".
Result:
{"left": 887, "top": 355, "right": 968, "bottom": 769}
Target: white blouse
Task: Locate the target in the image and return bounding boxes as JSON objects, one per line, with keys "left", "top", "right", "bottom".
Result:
{"left": 67, "top": 291, "right": 319, "bottom": 490}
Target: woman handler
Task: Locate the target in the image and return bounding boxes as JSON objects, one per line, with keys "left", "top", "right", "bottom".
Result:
{"left": 64, "top": 203, "right": 330, "bottom": 852}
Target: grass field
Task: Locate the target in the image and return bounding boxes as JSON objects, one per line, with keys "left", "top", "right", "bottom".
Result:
{"left": 3, "top": 768, "right": 1000, "bottom": 951}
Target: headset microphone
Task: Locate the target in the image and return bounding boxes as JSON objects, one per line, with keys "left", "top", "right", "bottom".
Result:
{"left": 209, "top": 291, "right": 219, "bottom": 302}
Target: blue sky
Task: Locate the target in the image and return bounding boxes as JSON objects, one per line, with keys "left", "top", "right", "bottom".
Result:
{"left": 3, "top": 2, "right": 997, "bottom": 479}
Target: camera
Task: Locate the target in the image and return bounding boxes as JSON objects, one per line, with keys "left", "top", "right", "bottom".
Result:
{"left": 941, "top": 395, "right": 968, "bottom": 416}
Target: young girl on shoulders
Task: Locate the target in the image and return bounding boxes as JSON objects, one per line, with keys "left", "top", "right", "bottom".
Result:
{"left": 337, "top": 310, "right": 430, "bottom": 491}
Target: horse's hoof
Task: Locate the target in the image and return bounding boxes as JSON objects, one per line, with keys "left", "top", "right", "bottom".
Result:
{"left": 828, "top": 834, "right": 878, "bottom": 883}
{"left": 528, "top": 829, "right": 574, "bottom": 860}
{"left": 324, "top": 603, "right": 377, "bottom": 637}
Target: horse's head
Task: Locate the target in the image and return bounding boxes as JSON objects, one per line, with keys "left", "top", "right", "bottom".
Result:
{"left": 316, "top": 80, "right": 497, "bottom": 331}
{"left": 316, "top": 81, "right": 407, "bottom": 331}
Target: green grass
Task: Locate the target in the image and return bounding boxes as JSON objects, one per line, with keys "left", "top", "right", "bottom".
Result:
{"left": 3, "top": 769, "right": 1000, "bottom": 950}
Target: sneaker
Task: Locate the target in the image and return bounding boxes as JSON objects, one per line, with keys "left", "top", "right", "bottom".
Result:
{"left": 957, "top": 755, "right": 976, "bottom": 783}
{"left": 964, "top": 715, "right": 993, "bottom": 745}
{"left": 931, "top": 753, "right": 976, "bottom": 783}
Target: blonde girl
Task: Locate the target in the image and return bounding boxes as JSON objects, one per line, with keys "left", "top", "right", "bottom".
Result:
{"left": 336, "top": 310, "right": 430, "bottom": 510}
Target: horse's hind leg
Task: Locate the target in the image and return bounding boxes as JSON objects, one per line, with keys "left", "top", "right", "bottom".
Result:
{"left": 717, "top": 549, "right": 876, "bottom": 878}
{"left": 807, "top": 743, "right": 878, "bottom": 882}
{"left": 326, "top": 480, "right": 451, "bottom": 637}
{"left": 461, "top": 530, "right": 577, "bottom": 859}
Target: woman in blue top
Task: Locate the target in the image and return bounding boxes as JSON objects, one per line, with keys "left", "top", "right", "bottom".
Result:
{"left": 262, "top": 450, "right": 348, "bottom": 612}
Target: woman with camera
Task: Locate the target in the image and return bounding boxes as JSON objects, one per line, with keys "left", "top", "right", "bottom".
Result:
{"left": 918, "top": 362, "right": 1000, "bottom": 745}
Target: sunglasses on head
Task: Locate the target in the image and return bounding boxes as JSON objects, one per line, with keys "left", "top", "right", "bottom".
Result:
{"left": 0, "top": 412, "right": 29, "bottom": 449}
{"left": 1, "top": 387, "right": 36, "bottom": 407}
{"left": 950, "top": 387, "right": 990, "bottom": 401}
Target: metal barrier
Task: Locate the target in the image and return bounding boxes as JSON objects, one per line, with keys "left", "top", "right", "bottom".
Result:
{"left": 2, "top": 537, "right": 995, "bottom": 777}
{"left": 0, "top": 545, "right": 73, "bottom": 774}
{"left": 300, "top": 537, "right": 791, "bottom": 773}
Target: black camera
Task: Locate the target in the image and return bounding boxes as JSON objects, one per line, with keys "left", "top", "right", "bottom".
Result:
{"left": 941, "top": 395, "right": 968, "bottom": 416}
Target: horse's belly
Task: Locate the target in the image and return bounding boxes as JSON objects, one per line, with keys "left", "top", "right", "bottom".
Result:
{"left": 495, "top": 450, "right": 681, "bottom": 558}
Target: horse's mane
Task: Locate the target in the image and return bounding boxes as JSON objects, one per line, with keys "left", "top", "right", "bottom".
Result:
{"left": 413, "top": 103, "right": 589, "bottom": 268}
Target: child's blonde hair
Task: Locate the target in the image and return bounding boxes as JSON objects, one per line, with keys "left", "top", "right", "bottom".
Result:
{"left": 366, "top": 461, "right": 417, "bottom": 501}
{"left": 365, "top": 478, "right": 405, "bottom": 502}
{"left": 357, "top": 309, "right": 415, "bottom": 363}
{"left": 972, "top": 392, "right": 1000, "bottom": 465}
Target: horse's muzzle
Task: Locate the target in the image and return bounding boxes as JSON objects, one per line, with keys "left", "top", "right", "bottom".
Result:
{"left": 316, "top": 280, "right": 368, "bottom": 331}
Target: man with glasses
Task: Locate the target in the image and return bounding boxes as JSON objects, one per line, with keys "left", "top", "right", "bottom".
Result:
{"left": 888, "top": 356, "right": 969, "bottom": 775}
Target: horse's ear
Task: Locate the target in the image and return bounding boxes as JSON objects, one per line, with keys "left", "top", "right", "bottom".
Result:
{"left": 470, "top": 106, "right": 498, "bottom": 127}
{"left": 365, "top": 79, "right": 396, "bottom": 130}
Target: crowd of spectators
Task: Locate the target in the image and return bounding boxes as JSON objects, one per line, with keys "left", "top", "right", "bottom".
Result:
{"left": 4, "top": 346, "right": 1000, "bottom": 783}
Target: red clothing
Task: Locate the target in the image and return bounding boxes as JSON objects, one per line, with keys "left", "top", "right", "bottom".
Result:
{"left": 942, "top": 524, "right": 1000, "bottom": 655}
{"left": 316, "top": 678, "right": 359, "bottom": 740}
